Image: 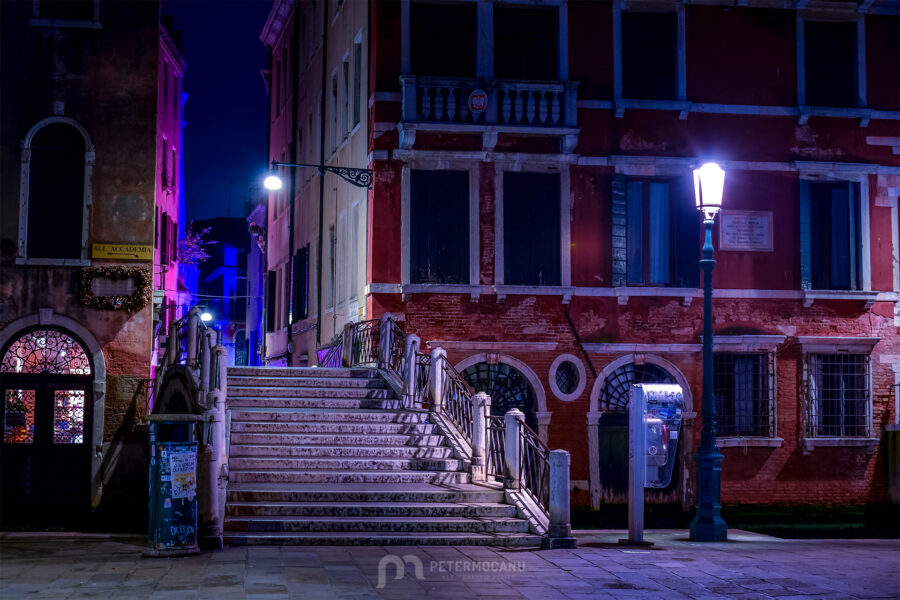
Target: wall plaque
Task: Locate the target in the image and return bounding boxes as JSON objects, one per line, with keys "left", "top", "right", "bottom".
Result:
{"left": 719, "top": 210, "right": 773, "bottom": 252}
{"left": 92, "top": 243, "right": 153, "bottom": 261}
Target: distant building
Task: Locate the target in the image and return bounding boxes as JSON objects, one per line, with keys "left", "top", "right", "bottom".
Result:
{"left": 192, "top": 218, "right": 251, "bottom": 366}
{"left": 0, "top": 1, "right": 187, "bottom": 528}
{"left": 262, "top": 0, "right": 900, "bottom": 513}
{"left": 246, "top": 204, "right": 267, "bottom": 366}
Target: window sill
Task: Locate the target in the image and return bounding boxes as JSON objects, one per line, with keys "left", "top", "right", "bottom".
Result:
{"left": 15, "top": 258, "right": 90, "bottom": 267}
{"left": 802, "top": 289, "right": 880, "bottom": 309}
{"left": 801, "top": 437, "right": 879, "bottom": 455}
{"left": 29, "top": 18, "right": 102, "bottom": 29}
{"left": 717, "top": 437, "right": 783, "bottom": 449}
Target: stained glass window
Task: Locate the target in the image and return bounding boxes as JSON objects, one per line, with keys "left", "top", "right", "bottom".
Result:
{"left": 1, "top": 329, "right": 91, "bottom": 375}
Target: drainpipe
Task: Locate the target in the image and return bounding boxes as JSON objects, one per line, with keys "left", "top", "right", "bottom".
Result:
{"left": 285, "top": 2, "right": 301, "bottom": 364}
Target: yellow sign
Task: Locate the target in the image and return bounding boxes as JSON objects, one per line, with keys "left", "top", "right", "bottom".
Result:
{"left": 92, "top": 244, "right": 153, "bottom": 261}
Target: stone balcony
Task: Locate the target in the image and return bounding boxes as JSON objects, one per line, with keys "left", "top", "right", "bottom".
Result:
{"left": 399, "top": 76, "right": 579, "bottom": 152}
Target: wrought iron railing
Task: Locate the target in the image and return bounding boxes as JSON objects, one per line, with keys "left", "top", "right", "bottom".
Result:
{"left": 350, "top": 319, "right": 380, "bottom": 366}
{"left": 518, "top": 419, "right": 551, "bottom": 516}
{"left": 410, "top": 352, "right": 432, "bottom": 409}
{"left": 387, "top": 320, "right": 406, "bottom": 376}
{"left": 440, "top": 358, "right": 475, "bottom": 444}
{"left": 318, "top": 336, "right": 343, "bottom": 368}
{"left": 486, "top": 415, "right": 505, "bottom": 481}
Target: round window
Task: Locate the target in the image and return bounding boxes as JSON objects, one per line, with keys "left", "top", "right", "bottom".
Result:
{"left": 555, "top": 361, "right": 579, "bottom": 395}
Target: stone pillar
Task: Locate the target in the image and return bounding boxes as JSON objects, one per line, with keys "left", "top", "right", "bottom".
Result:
{"left": 340, "top": 321, "right": 355, "bottom": 367}
{"left": 403, "top": 334, "right": 420, "bottom": 407}
{"left": 167, "top": 316, "right": 178, "bottom": 365}
{"left": 429, "top": 347, "right": 446, "bottom": 412}
{"left": 198, "top": 329, "right": 211, "bottom": 405}
{"left": 504, "top": 409, "right": 523, "bottom": 490}
{"left": 378, "top": 313, "right": 393, "bottom": 369}
{"left": 199, "top": 339, "right": 227, "bottom": 550}
{"left": 546, "top": 450, "right": 577, "bottom": 548}
{"left": 186, "top": 308, "right": 201, "bottom": 367}
{"left": 471, "top": 392, "right": 491, "bottom": 482}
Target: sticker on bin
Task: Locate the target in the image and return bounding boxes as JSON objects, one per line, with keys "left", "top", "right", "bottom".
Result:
{"left": 170, "top": 450, "right": 197, "bottom": 500}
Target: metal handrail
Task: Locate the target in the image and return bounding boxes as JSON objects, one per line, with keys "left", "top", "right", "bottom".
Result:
{"left": 318, "top": 336, "right": 343, "bottom": 368}
{"left": 440, "top": 358, "right": 475, "bottom": 444}
{"left": 486, "top": 415, "right": 505, "bottom": 481}
{"left": 350, "top": 319, "right": 380, "bottom": 366}
{"left": 387, "top": 320, "right": 406, "bottom": 376}
{"left": 518, "top": 419, "right": 551, "bottom": 515}
{"left": 411, "top": 352, "right": 432, "bottom": 409}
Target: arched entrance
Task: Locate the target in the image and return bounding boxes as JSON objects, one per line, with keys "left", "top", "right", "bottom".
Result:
{"left": 591, "top": 357, "right": 681, "bottom": 504}
{"left": 0, "top": 327, "right": 94, "bottom": 526}
{"left": 460, "top": 361, "right": 539, "bottom": 432}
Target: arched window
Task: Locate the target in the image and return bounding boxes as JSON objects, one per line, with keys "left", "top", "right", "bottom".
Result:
{"left": 28, "top": 124, "right": 85, "bottom": 259}
{"left": 19, "top": 118, "right": 93, "bottom": 263}
{"left": 600, "top": 362, "right": 675, "bottom": 413}
{"left": 1, "top": 328, "right": 92, "bottom": 375}
{"left": 461, "top": 362, "right": 538, "bottom": 430}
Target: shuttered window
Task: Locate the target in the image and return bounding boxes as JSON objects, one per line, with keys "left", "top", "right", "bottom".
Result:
{"left": 613, "top": 175, "right": 698, "bottom": 287}
{"left": 292, "top": 246, "right": 309, "bottom": 322}
{"left": 800, "top": 180, "right": 861, "bottom": 290}
{"left": 265, "top": 271, "right": 277, "bottom": 332}
{"left": 504, "top": 172, "right": 560, "bottom": 286}
{"left": 410, "top": 170, "right": 470, "bottom": 284}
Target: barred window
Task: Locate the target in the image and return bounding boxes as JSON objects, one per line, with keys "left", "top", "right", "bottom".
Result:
{"left": 713, "top": 353, "right": 774, "bottom": 437}
{"left": 807, "top": 354, "right": 870, "bottom": 437}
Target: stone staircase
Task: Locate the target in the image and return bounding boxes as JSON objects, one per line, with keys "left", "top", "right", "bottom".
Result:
{"left": 223, "top": 366, "right": 541, "bottom": 546}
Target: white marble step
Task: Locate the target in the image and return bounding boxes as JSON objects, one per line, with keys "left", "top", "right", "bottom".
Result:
{"left": 228, "top": 456, "right": 463, "bottom": 472}
{"left": 229, "top": 408, "right": 428, "bottom": 424}
{"left": 227, "top": 376, "right": 386, "bottom": 389}
{"left": 228, "top": 469, "right": 470, "bottom": 485}
{"left": 228, "top": 444, "right": 454, "bottom": 459}
{"left": 225, "top": 483, "right": 506, "bottom": 504}
{"left": 228, "top": 367, "right": 377, "bottom": 378}
{"left": 225, "top": 501, "right": 518, "bottom": 518}
{"left": 224, "top": 515, "right": 531, "bottom": 533}
{"left": 224, "top": 531, "right": 542, "bottom": 546}
{"left": 226, "top": 397, "right": 404, "bottom": 409}
{"left": 228, "top": 386, "right": 394, "bottom": 399}
{"left": 229, "top": 432, "right": 447, "bottom": 446}
{"left": 230, "top": 421, "right": 435, "bottom": 435}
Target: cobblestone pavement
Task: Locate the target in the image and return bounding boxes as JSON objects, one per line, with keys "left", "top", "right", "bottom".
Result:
{"left": 1, "top": 530, "right": 898, "bottom": 600}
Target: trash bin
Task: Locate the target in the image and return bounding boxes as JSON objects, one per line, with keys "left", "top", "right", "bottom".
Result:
{"left": 145, "top": 414, "right": 202, "bottom": 557}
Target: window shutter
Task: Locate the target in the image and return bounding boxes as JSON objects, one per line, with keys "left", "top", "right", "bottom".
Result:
{"left": 847, "top": 182, "right": 859, "bottom": 291}
{"left": 160, "top": 213, "right": 169, "bottom": 265}
{"left": 673, "top": 177, "right": 700, "bottom": 288}
{"left": 799, "top": 179, "right": 812, "bottom": 290}
{"left": 292, "top": 246, "right": 309, "bottom": 321}
{"left": 611, "top": 174, "right": 627, "bottom": 287}
{"left": 265, "top": 270, "right": 277, "bottom": 332}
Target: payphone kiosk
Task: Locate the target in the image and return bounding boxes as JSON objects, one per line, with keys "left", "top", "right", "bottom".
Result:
{"left": 623, "top": 383, "right": 684, "bottom": 545}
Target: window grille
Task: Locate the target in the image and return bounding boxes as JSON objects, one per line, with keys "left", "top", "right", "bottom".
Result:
{"left": 713, "top": 353, "right": 775, "bottom": 437}
{"left": 807, "top": 353, "right": 870, "bottom": 437}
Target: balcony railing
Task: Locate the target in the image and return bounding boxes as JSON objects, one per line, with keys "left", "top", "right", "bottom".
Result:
{"left": 401, "top": 76, "right": 578, "bottom": 129}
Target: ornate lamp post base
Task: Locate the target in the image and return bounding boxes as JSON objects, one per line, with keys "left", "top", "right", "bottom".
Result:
{"left": 689, "top": 451, "right": 727, "bottom": 541}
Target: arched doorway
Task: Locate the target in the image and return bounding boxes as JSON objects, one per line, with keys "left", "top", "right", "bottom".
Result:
{"left": 596, "top": 361, "right": 677, "bottom": 503}
{"left": 460, "top": 361, "right": 539, "bottom": 431}
{"left": 0, "top": 327, "right": 94, "bottom": 526}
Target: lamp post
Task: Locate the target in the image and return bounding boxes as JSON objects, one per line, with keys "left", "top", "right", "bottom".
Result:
{"left": 689, "top": 162, "right": 728, "bottom": 542}
{"left": 263, "top": 161, "right": 373, "bottom": 347}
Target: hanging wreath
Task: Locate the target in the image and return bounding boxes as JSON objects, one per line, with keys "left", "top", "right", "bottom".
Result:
{"left": 80, "top": 266, "right": 152, "bottom": 312}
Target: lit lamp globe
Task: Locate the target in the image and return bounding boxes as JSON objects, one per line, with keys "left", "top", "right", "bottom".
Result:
{"left": 693, "top": 162, "right": 725, "bottom": 220}
{"left": 200, "top": 312, "right": 213, "bottom": 323}
{"left": 263, "top": 174, "right": 283, "bottom": 190}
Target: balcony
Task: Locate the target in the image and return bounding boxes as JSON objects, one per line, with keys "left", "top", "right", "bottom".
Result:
{"left": 399, "top": 76, "right": 579, "bottom": 152}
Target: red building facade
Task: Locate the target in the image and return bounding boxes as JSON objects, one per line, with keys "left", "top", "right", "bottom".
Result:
{"left": 268, "top": 0, "right": 899, "bottom": 511}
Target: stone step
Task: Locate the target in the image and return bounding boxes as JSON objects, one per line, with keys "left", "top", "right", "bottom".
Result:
{"left": 227, "top": 386, "right": 395, "bottom": 399}
{"left": 228, "top": 367, "right": 377, "bottom": 378}
{"left": 228, "top": 456, "right": 463, "bottom": 472}
{"left": 226, "top": 397, "right": 404, "bottom": 410}
{"left": 226, "top": 483, "right": 505, "bottom": 504}
{"left": 223, "top": 515, "right": 531, "bottom": 534}
{"left": 230, "top": 421, "right": 435, "bottom": 435}
{"left": 227, "top": 376, "right": 386, "bottom": 389}
{"left": 225, "top": 501, "right": 518, "bottom": 518}
{"left": 229, "top": 432, "right": 447, "bottom": 447}
{"left": 228, "top": 469, "right": 470, "bottom": 485}
{"left": 228, "top": 444, "right": 455, "bottom": 459}
{"left": 223, "top": 531, "right": 542, "bottom": 547}
{"left": 229, "top": 408, "right": 429, "bottom": 424}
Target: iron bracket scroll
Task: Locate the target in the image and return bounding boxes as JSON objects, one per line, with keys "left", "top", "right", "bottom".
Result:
{"left": 272, "top": 161, "right": 373, "bottom": 188}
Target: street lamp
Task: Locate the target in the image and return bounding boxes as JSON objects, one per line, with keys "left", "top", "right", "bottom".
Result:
{"left": 689, "top": 162, "right": 728, "bottom": 542}
{"left": 262, "top": 159, "right": 373, "bottom": 347}
{"left": 200, "top": 311, "right": 213, "bottom": 323}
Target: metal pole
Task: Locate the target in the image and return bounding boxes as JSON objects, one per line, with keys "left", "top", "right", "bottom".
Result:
{"left": 689, "top": 217, "right": 728, "bottom": 542}
{"left": 315, "top": 0, "right": 329, "bottom": 346}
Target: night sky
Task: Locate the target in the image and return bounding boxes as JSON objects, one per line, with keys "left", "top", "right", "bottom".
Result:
{"left": 163, "top": 0, "right": 271, "bottom": 222}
